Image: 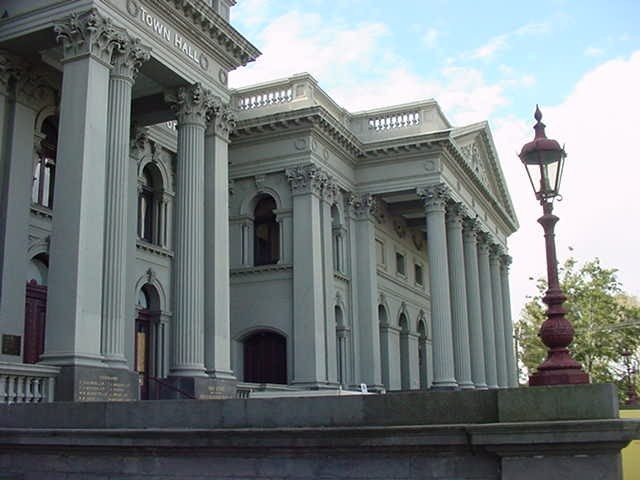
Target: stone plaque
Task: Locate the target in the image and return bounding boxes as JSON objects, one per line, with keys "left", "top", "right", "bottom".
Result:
{"left": 1, "top": 334, "right": 21, "bottom": 356}
{"left": 55, "top": 366, "right": 138, "bottom": 402}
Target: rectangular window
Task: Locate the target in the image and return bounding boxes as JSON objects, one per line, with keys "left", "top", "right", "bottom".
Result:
{"left": 396, "top": 252, "right": 406, "bottom": 276}
{"left": 415, "top": 264, "right": 423, "bottom": 286}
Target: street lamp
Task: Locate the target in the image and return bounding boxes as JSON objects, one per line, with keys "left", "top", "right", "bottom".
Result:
{"left": 520, "top": 106, "right": 589, "bottom": 386}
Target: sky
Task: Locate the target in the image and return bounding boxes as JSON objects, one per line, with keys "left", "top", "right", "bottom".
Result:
{"left": 228, "top": 0, "right": 640, "bottom": 322}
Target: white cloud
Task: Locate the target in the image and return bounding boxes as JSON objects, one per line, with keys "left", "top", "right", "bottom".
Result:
{"left": 494, "top": 51, "right": 640, "bottom": 320}
{"left": 470, "top": 18, "right": 556, "bottom": 60}
{"left": 471, "top": 34, "right": 509, "bottom": 59}
{"left": 422, "top": 28, "right": 440, "bottom": 49}
{"left": 584, "top": 46, "right": 604, "bottom": 57}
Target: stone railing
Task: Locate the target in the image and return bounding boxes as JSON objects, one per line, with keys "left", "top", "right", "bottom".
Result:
{"left": 367, "top": 111, "right": 421, "bottom": 131}
{"left": 231, "top": 73, "right": 350, "bottom": 126}
{"left": 0, "top": 362, "right": 60, "bottom": 403}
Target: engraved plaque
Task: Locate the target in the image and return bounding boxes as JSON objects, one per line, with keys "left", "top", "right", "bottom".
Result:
{"left": 2, "top": 334, "right": 21, "bottom": 356}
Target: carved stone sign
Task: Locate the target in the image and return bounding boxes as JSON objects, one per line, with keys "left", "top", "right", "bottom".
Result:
{"left": 77, "top": 374, "right": 135, "bottom": 402}
{"left": 1, "top": 334, "right": 21, "bottom": 356}
{"left": 126, "top": 0, "right": 209, "bottom": 71}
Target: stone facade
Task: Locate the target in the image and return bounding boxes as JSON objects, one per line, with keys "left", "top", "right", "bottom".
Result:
{"left": 0, "top": 0, "right": 519, "bottom": 401}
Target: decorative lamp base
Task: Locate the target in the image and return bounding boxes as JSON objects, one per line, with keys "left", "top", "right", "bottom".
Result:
{"left": 529, "top": 368, "right": 590, "bottom": 386}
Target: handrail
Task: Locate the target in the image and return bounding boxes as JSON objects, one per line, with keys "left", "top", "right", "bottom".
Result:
{"left": 148, "top": 376, "right": 196, "bottom": 400}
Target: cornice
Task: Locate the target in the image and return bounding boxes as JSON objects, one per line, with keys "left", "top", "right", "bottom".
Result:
{"left": 155, "top": 0, "right": 260, "bottom": 69}
{"left": 361, "top": 130, "right": 452, "bottom": 157}
{"left": 232, "top": 106, "right": 364, "bottom": 158}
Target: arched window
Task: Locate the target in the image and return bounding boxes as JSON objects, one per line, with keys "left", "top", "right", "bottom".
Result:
{"left": 253, "top": 196, "right": 279, "bottom": 266}
{"left": 331, "top": 205, "right": 345, "bottom": 273}
{"left": 138, "top": 165, "right": 164, "bottom": 246}
{"left": 243, "top": 331, "right": 287, "bottom": 384}
{"left": 335, "top": 305, "right": 348, "bottom": 385}
{"left": 378, "top": 304, "right": 390, "bottom": 389}
{"left": 32, "top": 116, "right": 58, "bottom": 208}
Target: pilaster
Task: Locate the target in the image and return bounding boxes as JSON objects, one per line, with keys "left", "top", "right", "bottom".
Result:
{"left": 477, "top": 233, "right": 498, "bottom": 389}
{"left": 462, "top": 218, "right": 487, "bottom": 389}
{"left": 401, "top": 330, "right": 421, "bottom": 390}
{"left": 286, "top": 164, "right": 327, "bottom": 386}
{"left": 165, "top": 83, "right": 214, "bottom": 378}
{"left": 446, "top": 202, "right": 474, "bottom": 389}
{"left": 490, "top": 245, "right": 508, "bottom": 388}
{"left": 204, "top": 101, "right": 236, "bottom": 381}
{"left": 417, "top": 184, "right": 457, "bottom": 389}
{"left": 101, "top": 36, "right": 150, "bottom": 368}
{"left": 379, "top": 323, "right": 401, "bottom": 390}
{"left": 321, "top": 178, "right": 338, "bottom": 385}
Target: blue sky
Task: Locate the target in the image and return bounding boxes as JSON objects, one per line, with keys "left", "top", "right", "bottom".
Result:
{"left": 229, "top": 0, "right": 640, "bottom": 321}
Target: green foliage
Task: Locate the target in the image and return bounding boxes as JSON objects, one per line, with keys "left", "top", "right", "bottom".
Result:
{"left": 515, "top": 257, "right": 640, "bottom": 402}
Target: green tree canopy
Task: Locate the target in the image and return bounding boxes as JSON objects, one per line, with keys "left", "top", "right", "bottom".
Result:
{"left": 515, "top": 257, "right": 640, "bottom": 402}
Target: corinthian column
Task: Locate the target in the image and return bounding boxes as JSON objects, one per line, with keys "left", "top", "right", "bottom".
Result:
{"left": 477, "top": 233, "right": 498, "bottom": 388}
{"left": 417, "top": 184, "right": 457, "bottom": 389}
{"left": 204, "top": 102, "right": 236, "bottom": 380}
{"left": 490, "top": 245, "right": 508, "bottom": 387}
{"left": 101, "top": 37, "right": 150, "bottom": 367}
{"left": 321, "top": 179, "right": 338, "bottom": 384}
{"left": 501, "top": 255, "right": 518, "bottom": 387}
{"left": 165, "top": 83, "right": 214, "bottom": 377}
{"left": 446, "top": 202, "right": 474, "bottom": 389}
{"left": 462, "top": 218, "right": 487, "bottom": 389}
{"left": 43, "top": 9, "right": 122, "bottom": 368}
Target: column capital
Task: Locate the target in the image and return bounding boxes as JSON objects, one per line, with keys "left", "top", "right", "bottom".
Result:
{"left": 462, "top": 216, "right": 481, "bottom": 239}
{"left": 489, "top": 243, "right": 505, "bottom": 259}
{"left": 286, "top": 164, "right": 327, "bottom": 196}
{"left": 322, "top": 177, "right": 338, "bottom": 204}
{"left": 54, "top": 8, "right": 124, "bottom": 65}
{"left": 165, "top": 83, "right": 214, "bottom": 127}
{"left": 417, "top": 183, "right": 450, "bottom": 213}
{"left": 346, "top": 193, "right": 377, "bottom": 221}
{"left": 501, "top": 254, "right": 513, "bottom": 268}
{"left": 446, "top": 201, "right": 467, "bottom": 227}
{"left": 111, "top": 36, "right": 150, "bottom": 81}
{"left": 476, "top": 231, "right": 493, "bottom": 253}
{"left": 0, "top": 50, "right": 23, "bottom": 95}
{"left": 207, "top": 101, "right": 236, "bottom": 141}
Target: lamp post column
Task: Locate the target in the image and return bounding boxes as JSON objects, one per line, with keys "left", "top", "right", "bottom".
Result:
{"left": 418, "top": 184, "right": 457, "bottom": 389}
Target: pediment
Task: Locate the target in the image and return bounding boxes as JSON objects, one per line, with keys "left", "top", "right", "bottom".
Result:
{"left": 453, "top": 123, "right": 518, "bottom": 230}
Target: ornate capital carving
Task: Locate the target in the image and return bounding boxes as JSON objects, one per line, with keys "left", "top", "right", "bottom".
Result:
{"left": 417, "top": 183, "right": 450, "bottom": 213}
{"left": 347, "top": 193, "right": 377, "bottom": 221}
{"left": 131, "top": 126, "right": 149, "bottom": 155}
{"left": 207, "top": 101, "right": 236, "bottom": 141}
{"left": 165, "top": 83, "right": 214, "bottom": 127}
{"left": 501, "top": 254, "right": 513, "bottom": 269}
{"left": 446, "top": 201, "right": 467, "bottom": 227}
{"left": 489, "top": 243, "right": 504, "bottom": 259}
{"left": 111, "top": 36, "right": 150, "bottom": 81}
{"left": 54, "top": 9, "right": 124, "bottom": 65}
{"left": 286, "top": 164, "right": 327, "bottom": 196}
{"left": 476, "top": 231, "right": 492, "bottom": 253}
{"left": 0, "top": 50, "right": 23, "bottom": 96}
{"left": 322, "top": 177, "right": 338, "bottom": 204}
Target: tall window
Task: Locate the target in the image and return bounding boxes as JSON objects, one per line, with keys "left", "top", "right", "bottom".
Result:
{"left": 253, "top": 196, "right": 279, "bottom": 265}
{"left": 32, "top": 116, "right": 58, "bottom": 208}
{"left": 138, "top": 165, "right": 164, "bottom": 245}
{"left": 243, "top": 331, "right": 287, "bottom": 384}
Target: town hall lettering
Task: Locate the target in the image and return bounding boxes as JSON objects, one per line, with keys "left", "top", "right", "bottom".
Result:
{"left": 128, "top": 1, "right": 209, "bottom": 71}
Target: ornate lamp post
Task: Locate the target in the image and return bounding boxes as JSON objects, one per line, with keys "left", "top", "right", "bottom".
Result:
{"left": 520, "top": 106, "right": 589, "bottom": 386}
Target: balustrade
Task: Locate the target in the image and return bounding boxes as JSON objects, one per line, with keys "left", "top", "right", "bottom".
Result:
{"left": 0, "top": 362, "right": 59, "bottom": 403}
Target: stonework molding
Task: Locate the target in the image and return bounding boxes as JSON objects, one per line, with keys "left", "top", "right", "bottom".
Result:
{"left": 322, "top": 177, "right": 338, "bottom": 204}
{"left": 54, "top": 9, "right": 124, "bottom": 65}
{"left": 254, "top": 174, "right": 267, "bottom": 193}
{"left": 111, "top": 36, "right": 151, "bottom": 81}
{"left": 0, "top": 50, "right": 24, "bottom": 95}
{"left": 130, "top": 127, "right": 149, "bottom": 156}
{"left": 417, "top": 183, "right": 450, "bottom": 213}
{"left": 445, "top": 201, "right": 467, "bottom": 227}
{"left": 15, "top": 68, "right": 56, "bottom": 112}
{"left": 165, "top": 83, "right": 215, "bottom": 127}
{"left": 285, "top": 164, "right": 328, "bottom": 196}
{"left": 501, "top": 254, "right": 513, "bottom": 269}
{"left": 489, "top": 244, "right": 504, "bottom": 258}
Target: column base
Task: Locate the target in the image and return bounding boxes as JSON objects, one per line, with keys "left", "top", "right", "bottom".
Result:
{"left": 160, "top": 376, "right": 238, "bottom": 400}
{"left": 54, "top": 365, "right": 138, "bottom": 402}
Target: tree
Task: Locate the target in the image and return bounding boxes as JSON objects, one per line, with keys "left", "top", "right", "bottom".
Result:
{"left": 515, "top": 257, "right": 640, "bottom": 402}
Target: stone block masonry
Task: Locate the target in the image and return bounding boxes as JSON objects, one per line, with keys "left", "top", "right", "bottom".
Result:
{"left": 0, "top": 384, "right": 638, "bottom": 480}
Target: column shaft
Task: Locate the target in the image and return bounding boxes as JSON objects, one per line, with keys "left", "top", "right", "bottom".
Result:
{"left": 419, "top": 185, "right": 457, "bottom": 389}
{"left": 477, "top": 237, "right": 498, "bottom": 388}
{"left": 490, "top": 247, "right": 508, "bottom": 387}
{"left": 321, "top": 189, "right": 337, "bottom": 384}
{"left": 463, "top": 220, "right": 487, "bottom": 389}
{"left": 501, "top": 256, "right": 518, "bottom": 387}
{"left": 446, "top": 204, "right": 474, "bottom": 389}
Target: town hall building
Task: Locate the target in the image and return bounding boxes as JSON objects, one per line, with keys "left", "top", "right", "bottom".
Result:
{"left": 0, "top": 0, "right": 519, "bottom": 402}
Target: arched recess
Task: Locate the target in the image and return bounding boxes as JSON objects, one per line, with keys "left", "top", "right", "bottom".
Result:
{"left": 418, "top": 316, "right": 429, "bottom": 390}
{"left": 23, "top": 253, "right": 49, "bottom": 364}
{"left": 138, "top": 163, "right": 167, "bottom": 246}
{"left": 335, "top": 304, "right": 349, "bottom": 386}
{"left": 242, "top": 329, "right": 287, "bottom": 384}
{"left": 32, "top": 114, "right": 58, "bottom": 209}
{"left": 253, "top": 194, "right": 280, "bottom": 266}
{"left": 135, "top": 283, "right": 164, "bottom": 400}
{"left": 331, "top": 204, "right": 346, "bottom": 273}
{"left": 378, "top": 303, "right": 391, "bottom": 389}
{"left": 399, "top": 312, "right": 410, "bottom": 390}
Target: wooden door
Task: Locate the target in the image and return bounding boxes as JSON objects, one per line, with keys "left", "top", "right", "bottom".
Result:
{"left": 135, "top": 312, "right": 152, "bottom": 400}
{"left": 243, "top": 331, "right": 286, "bottom": 384}
{"left": 24, "top": 280, "right": 47, "bottom": 364}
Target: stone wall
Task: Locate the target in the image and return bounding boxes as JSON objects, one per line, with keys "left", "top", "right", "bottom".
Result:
{"left": 0, "top": 384, "right": 638, "bottom": 480}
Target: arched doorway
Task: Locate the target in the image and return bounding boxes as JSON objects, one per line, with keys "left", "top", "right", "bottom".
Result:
{"left": 253, "top": 195, "right": 279, "bottom": 266}
{"left": 23, "top": 255, "right": 48, "bottom": 364}
{"left": 243, "top": 331, "right": 287, "bottom": 384}
{"left": 135, "top": 285, "right": 160, "bottom": 399}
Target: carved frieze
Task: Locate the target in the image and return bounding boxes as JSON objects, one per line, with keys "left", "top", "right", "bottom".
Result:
{"left": 165, "top": 83, "right": 214, "bottom": 127}
{"left": 54, "top": 9, "right": 124, "bottom": 65}
{"left": 416, "top": 183, "right": 450, "bottom": 213}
